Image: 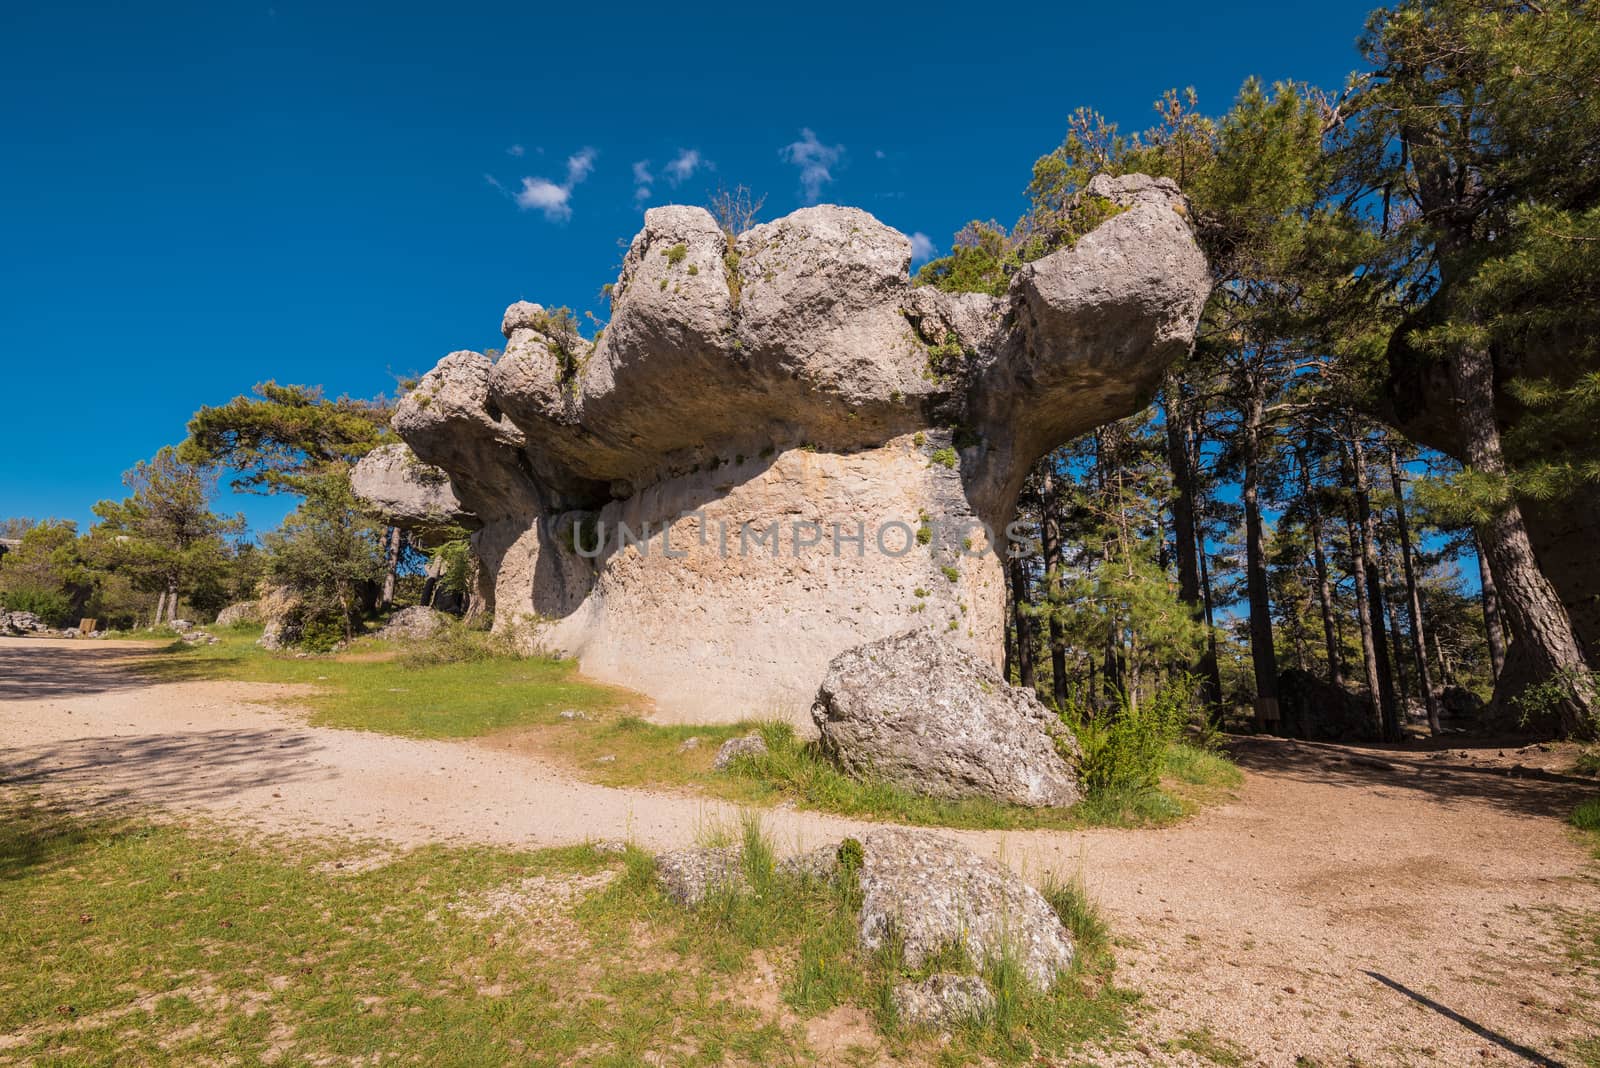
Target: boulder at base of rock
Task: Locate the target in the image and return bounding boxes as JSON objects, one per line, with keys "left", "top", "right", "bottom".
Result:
{"left": 811, "top": 630, "right": 1081, "bottom": 807}
{"left": 257, "top": 586, "right": 304, "bottom": 650}
{"left": 655, "top": 846, "right": 748, "bottom": 906}
{"left": 712, "top": 731, "right": 769, "bottom": 771}
{"left": 379, "top": 605, "right": 451, "bottom": 641}
{"left": 891, "top": 974, "right": 995, "bottom": 1028}
{"left": 214, "top": 601, "right": 260, "bottom": 627}
{"left": 857, "top": 828, "right": 1074, "bottom": 992}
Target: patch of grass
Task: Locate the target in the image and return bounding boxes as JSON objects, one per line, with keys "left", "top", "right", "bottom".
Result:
{"left": 0, "top": 795, "right": 795, "bottom": 1065}
{"left": 1164, "top": 740, "right": 1245, "bottom": 789}
{"left": 1573, "top": 798, "right": 1600, "bottom": 833}
{"left": 1574, "top": 748, "right": 1600, "bottom": 777}
{"left": 134, "top": 626, "right": 629, "bottom": 739}
{"left": 1165, "top": 1026, "right": 1250, "bottom": 1066}
{"left": 603, "top": 816, "right": 1135, "bottom": 1065}
{"left": 701, "top": 723, "right": 1231, "bottom": 831}
{"left": 1572, "top": 798, "right": 1600, "bottom": 858}
{"left": 1041, "top": 870, "right": 1110, "bottom": 959}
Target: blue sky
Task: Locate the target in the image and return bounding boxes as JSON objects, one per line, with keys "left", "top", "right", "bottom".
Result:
{"left": 2, "top": 0, "right": 1377, "bottom": 533}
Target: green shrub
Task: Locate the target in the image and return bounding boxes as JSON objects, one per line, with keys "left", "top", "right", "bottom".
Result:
{"left": 1575, "top": 749, "right": 1600, "bottom": 777}
{"left": 664, "top": 242, "right": 688, "bottom": 266}
{"left": 929, "top": 447, "right": 958, "bottom": 469}
{"left": 1062, "top": 676, "right": 1193, "bottom": 799}
{"left": 398, "top": 618, "right": 510, "bottom": 667}
{"left": 1572, "top": 797, "right": 1600, "bottom": 834}
{"left": 0, "top": 587, "right": 72, "bottom": 626}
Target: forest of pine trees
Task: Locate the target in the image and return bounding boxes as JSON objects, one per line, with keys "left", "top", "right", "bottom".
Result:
{"left": 925, "top": 0, "right": 1600, "bottom": 742}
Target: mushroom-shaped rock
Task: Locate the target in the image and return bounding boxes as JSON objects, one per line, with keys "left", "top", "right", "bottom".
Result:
{"left": 390, "top": 179, "right": 1210, "bottom": 721}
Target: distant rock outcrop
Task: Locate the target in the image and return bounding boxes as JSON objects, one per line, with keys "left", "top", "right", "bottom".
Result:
{"left": 388, "top": 176, "right": 1210, "bottom": 720}
{"left": 214, "top": 601, "right": 260, "bottom": 627}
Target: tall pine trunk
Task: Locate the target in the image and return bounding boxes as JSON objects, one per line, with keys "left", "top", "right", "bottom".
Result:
{"left": 1449, "top": 339, "right": 1596, "bottom": 738}
{"left": 1039, "top": 470, "right": 1069, "bottom": 708}
{"left": 1009, "top": 554, "right": 1037, "bottom": 691}
{"left": 1388, "top": 443, "right": 1441, "bottom": 733}
{"left": 1241, "top": 377, "right": 1279, "bottom": 732}
{"left": 1165, "top": 372, "right": 1221, "bottom": 716}
{"left": 1348, "top": 432, "right": 1402, "bottom": 741}
{"left": 379, "top": 526, "right": 402, "bottom": 611}
{"left": 1474, "top": 531, "right": 1508, "bottom": 683}
{"left": 1300, "top": 453, "right": 1345, "bottom": 689}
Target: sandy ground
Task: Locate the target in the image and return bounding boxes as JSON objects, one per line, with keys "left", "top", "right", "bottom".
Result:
{"left": 2, "top": 636, "right": 1597, "bottom": 1066}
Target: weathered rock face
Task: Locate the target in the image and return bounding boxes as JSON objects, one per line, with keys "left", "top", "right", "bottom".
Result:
{"left": 891, "top": 974, "right": 995, "bottom": 1028}
{"left": 349, "top": 443, "right": 476, "bottom": 537}
{"left": 812, "top": 630, "right": 1081, "bottom": 807}
{"left": 857, "top": 829, "right": 1074, "bottom": 991}
{"left": 214, "top": 601, "right": 260, "bottom": 627}
{"left": 391, "top": 176, "right": 1209, "bottom": 721}
{"left": 378, "top": 605, "right": 450, "bottom": 641}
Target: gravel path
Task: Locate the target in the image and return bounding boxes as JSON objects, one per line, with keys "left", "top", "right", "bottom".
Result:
{"left": 3, "top": 636, "right": 1596, "bottom": 1066}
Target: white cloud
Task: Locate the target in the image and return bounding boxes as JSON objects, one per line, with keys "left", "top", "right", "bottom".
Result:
{"left": 632, "top": 159, "right": 653, "bottom": 205}
{"left": 665, "top": 147, "right": 705, "bottom": 185}
{"left": 909, "top": 232, "right": 938, "bottom": 263}
{"left": 780, "top": 128, "right": 844, "bottom": 203}
{"left": 565, "top": 147, "right": 597, "bottom": 185}
{"left": 506, "top": 144, "right": 525, "bottom": 157}
{"left": 874, "top": 149, "right": 886, "bottom": 159}
{"left": 506, "top": 147, "right": 597, "bottom": 222}
{"left": 515, "top": 177, "right": 572, "bottom": 220}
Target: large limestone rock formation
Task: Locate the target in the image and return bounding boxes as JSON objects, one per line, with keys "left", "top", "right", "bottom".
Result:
{"left": 812, "top": 630, "right": 1081, "bottom": 807}
{"left": 386, "top": 175, "right": 1209, "bottom": 721}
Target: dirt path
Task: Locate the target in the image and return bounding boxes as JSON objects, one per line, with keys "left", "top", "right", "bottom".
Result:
{"left": 3, "top": 637, "right": 1597, "bottom": 1066}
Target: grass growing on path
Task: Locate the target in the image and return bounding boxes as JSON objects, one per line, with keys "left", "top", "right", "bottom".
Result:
{"left": 135, "top": 625, "right": 630, "bottom": 738}
{"left": 0, "top": 797, "right": 1133, "bottom": 1066}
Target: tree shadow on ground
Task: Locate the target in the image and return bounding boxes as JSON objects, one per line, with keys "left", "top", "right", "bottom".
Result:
{"left": 1364, "top": 971, "right": 1568, "bottom": 1067}
{"left": 0, "top": 728, "right": 330, "bottom": 859}
{"left": 1228, "top": 735, "right": 1597, "bottom": 823}
{"left": 0, "top": 638, "right": 183, "bottom": 700}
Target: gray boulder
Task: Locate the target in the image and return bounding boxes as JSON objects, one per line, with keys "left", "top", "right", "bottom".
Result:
{"left": 857, "top": 828, "right": 1074, "bottom": 992}
{"left": 214, "top": 601, "right": 260, "bottom": 627}
{"left": 712, "top": 731, "right": 769, "bottom": 771}
{"left": 655, "top": 846, "right": 748, "bottom": 906}
{"left": 379, "top": 605, "right": 450, "bottom": 641}
{"left": 891, "top": 973, "right": 995, "bottom": 1028}
{"left": 811, "top": 630, "right": 1081, "bottom": 808}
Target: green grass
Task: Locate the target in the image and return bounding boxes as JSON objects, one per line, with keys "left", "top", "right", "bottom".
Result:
{"left": 134, "top": 625, "right": 629, "bottom": 738}
{"left": 1575, "top": 748, "right": 1600, "bottom": 777}
{"left": 587, "top": 814, "right": 1136, "bottom": 1066}
{"left": 0, "top": 798, "right": 1132, "bottom": 1065}
{"left": 0, "top": 796, "right": 793, "bottom": 1066}
{"left": 687, "top": 723, "right": 1236, "bottom": 831}
{"left": 1164, "top": 1027, "right": 1250, "bottom": 1065}
{"left": 1572, "top": 798, "right": 1600, "bottom": 858}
